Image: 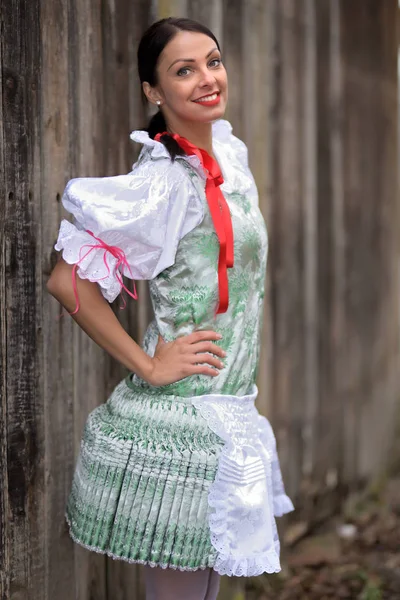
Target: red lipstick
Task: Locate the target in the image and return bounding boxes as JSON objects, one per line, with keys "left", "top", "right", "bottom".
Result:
{"left": 193, "top": 93, "right": 221, "bottom": 107}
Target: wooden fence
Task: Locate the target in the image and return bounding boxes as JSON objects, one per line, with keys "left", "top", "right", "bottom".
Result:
{"left": 1, "top": 0, "right": 399, "bottom": 598}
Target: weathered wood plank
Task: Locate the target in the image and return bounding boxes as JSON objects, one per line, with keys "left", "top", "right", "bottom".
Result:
{"left": 267, "top": 0, "right": 307, "bottom": 498}
{"left": 300, "top": 0, "right": 318, "bottom": 481}
{"left": 222, "top": 0, "right": 244, "bottom": 176}
{"left": 339, "top": 0, "right": 399, "bottom": 483}
{"left": 241, "top": 0, "right": 273, "bottom": 423}
{"left": 1, "top": 0, "right": 45, "bottom": 598}
{"left": 40, "top": 0, "right": 76, "bottom": 597}
{"left": 158, "top": 0, "right": 189, "bottom": 18}
{"left": 0, "top": 1, "right": 8, "bottom": 595}
{"left": 187, "top": 0, "right": 223, "bottom": 42}
{"left": 314, "top": 0, "right": 342, "bottom": 486}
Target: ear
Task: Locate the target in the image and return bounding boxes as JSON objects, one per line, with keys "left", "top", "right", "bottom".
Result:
{"left": 142, "top": 82, "right": 163, "bottom": 106}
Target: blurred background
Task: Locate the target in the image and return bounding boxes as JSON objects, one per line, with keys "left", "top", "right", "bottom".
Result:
{"left": 1, "top": 0, "right": 399, "bottom": 599}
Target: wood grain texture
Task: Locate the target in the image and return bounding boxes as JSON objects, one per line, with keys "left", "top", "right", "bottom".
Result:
{"left": 1, "top": 0, "right": 45, "bottom": 599}
{"left": 40, "top": 0, "right": 77, "bottom": 598}
{"left": 267, "top": 0, "right": 307, "bottom": 498}
{"left": 158, "top": 0, "right": 189, "bottom": 18}
{"left": 188, "top": 0, "right": 223, "bottom": 42}
{"left": 0, "top": 1, "right": 8, "bottom": 595}
{"left": 1, "top": 0, "right": 47, "bottom": 598}
{"left": 339, "top": 0, "right": 400, "bottom": 483}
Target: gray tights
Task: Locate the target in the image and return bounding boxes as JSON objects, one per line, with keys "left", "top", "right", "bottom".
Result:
{"left": 144, "top": 565, "right": 221, "bottom": 600}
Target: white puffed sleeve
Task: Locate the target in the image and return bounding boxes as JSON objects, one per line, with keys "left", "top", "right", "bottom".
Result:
{"left": 55, "top": 161, "right": 204, "bottom": 303}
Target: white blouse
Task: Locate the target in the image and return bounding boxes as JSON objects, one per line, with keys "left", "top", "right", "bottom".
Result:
{"left": 55, "top": 119, "right": 252, "bottom": 303}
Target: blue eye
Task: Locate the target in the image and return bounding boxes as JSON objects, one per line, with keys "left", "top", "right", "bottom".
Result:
{"left": 176, "top": 58, "right": 222, "bottom": 77}
{"left": 177, "top": 67, "right": 191, "bottom": 76}
{"left": 209, "top": 58, "right": 221, "bottom": 67}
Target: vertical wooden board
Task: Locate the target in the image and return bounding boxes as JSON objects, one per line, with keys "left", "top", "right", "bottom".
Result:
{"left": 300, "top": 0, "right": 318, "bottom": 481}
{"left": 102, "top": 0, "right": 134, "bottom": 177}
{"left": 324, "top": 0, "right": 346, "bottom": 492}
{"left": 158, "top": 0, "right": 189, "bottom": 18}
{"left": 369, "top": 0, "right": 400, "bottom": 476}
{"left": 339, "top": 0, "right": 400, "bottom": 483}
{"left": 267, "top": 0, "right": 306, "bottom": 497}
{"left": 314, "top": 0, "right": 342, "bottom": 484}
{"left": 187, "top": 0, "right": 223, "bottom": 43}
{"left": 337, "top": 0, "right": 374, "bottom": 486}
{"left": 222, "top": 0, "right": 243, "bottom": 153}
{"left": 241, "top": 0, "right": 275, "bottom": 424}
{"left": 0, "top": 2, "right": 8, "bottom": 596}
{"left": 129, "top": 0, "right": 158, "bottom": 137}
{"left": 40, "top": 0, "right": 77, "bottom": 597}
{"left": 346, "top": 0, "right": 399, "bottom": 479}
{"left": 259, "top": 0, "right": 281, "bottom": 435}
{"left": 1, "top": 0, "right": 46, "bottom": 598}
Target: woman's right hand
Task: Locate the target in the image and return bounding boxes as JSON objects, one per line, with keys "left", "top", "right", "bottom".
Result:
{"left": 146, "top": 330, "right": 226, "bottom": 387}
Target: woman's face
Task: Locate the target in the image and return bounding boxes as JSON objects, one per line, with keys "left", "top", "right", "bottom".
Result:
{"left": 147, "top": 30, "right": 228, "bottom": 125}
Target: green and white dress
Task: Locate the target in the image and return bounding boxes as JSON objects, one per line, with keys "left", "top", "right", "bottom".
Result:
{"left": 55, "top": 119, "right": 294, "bottom": 577}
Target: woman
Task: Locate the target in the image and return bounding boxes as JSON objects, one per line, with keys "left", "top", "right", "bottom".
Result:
{"left": 47, "top": 17, "right": 294, "bottom": 600}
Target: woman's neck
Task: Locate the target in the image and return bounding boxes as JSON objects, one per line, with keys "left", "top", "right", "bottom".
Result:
{"left": 166, "top": 119, "right": 214, "bottom": 157}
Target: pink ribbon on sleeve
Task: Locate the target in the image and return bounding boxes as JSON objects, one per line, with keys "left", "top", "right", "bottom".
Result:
{"left": 69, "top": 229, "right": 138, "bottom": 315}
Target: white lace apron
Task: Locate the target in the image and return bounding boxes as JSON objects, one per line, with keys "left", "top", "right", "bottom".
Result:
{"left": 191, "top": 384, "right": 294, "bottom": 577}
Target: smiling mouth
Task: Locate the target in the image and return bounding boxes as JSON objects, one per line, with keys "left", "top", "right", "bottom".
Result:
{"left": 193, "top": 92, "right": 220, "bottom": 103}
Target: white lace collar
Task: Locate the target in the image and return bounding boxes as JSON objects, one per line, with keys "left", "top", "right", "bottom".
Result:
{"left": 130, "top": 119, "right": 252, "bottom": 195}
{"left": 130, "top": 118, "right": 232, "bottom": 147}
{"left": 130, "top": 119, "right": 233, "bottom": 176}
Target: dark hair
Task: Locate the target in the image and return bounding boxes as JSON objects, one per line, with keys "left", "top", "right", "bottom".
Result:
{"left": 137, "top": 17, "right": 221, "bottom": 160}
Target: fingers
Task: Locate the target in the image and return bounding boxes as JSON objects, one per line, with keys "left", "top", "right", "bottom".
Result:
{"left": 189, "top": 352, "right": 225, "bottom": 370}
{"left": 189, "top": 364, "right": 220, "bottom": 377}
{"left": 183, "top": 330, "right": 222, "bottom": 345}
{"left": 190, "top": 340, "right": 226, "bottom": 359}
{"left": 151, "top": 330, "right": 227, "bottom": 386}
{"left": 180, "top": 331, "right": 226, "bottom": 358}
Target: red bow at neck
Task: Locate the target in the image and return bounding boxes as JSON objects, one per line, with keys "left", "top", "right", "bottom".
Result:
{"left": 155, "top": 131, "right": 234, "bottom": 315}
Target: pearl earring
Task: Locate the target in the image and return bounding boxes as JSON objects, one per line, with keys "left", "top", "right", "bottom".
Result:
{"left": 156, "top": 100, "right": 161, "bottom": 106}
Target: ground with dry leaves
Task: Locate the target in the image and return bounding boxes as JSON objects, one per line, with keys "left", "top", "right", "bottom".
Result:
{"left": 243, "top": 479, "right": 400, "bottom": 600}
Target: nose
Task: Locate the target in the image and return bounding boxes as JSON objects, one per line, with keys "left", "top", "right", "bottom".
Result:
{"left": 198, "top": 67, "right": 217, "bottom": 88}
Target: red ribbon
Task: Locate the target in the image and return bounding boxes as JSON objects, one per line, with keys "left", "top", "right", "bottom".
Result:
{"left": 69, "top": 230, "right": 138, "bottom": 315}
{"left": 155, "top": 131, "right": 234, "bottom": 314}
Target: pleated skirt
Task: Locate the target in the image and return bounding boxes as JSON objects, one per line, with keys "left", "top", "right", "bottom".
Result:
{"left": 65, "top": 376, "right": 225, "bottom": 571}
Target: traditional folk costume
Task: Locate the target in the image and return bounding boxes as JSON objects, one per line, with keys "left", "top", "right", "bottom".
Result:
{"left": 56, "top": 119, "right": 294, "bottom": 577}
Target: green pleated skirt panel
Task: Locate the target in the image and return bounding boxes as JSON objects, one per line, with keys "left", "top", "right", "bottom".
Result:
{"left": 65, "top": 377, "right": 225, "bottom": 571}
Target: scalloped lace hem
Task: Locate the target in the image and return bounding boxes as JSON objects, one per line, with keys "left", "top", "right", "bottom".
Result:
{"left": 65, "top": 512, "right": 211, "bottom": 572}
{"left": 191, "top": 384, "right": 294, "bottom": 577}
{"left": 55, "top": 220, "right": 122, "bottom": 302}
{"left": 212, "top": 551, "right": 281, "bottom": 577}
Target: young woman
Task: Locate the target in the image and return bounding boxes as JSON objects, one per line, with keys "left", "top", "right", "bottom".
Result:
{"left": 47, "top": 17, "right": 294, "bottom": 600}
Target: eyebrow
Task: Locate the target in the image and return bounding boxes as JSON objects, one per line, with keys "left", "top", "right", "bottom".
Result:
{"left": 167, "top": 47, "right": 219, "bottom": 71}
